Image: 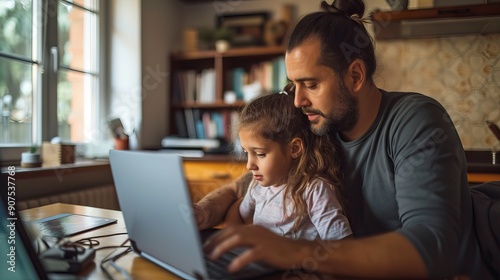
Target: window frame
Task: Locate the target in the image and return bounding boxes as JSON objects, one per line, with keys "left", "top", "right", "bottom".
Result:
{"left": 0, "top": 0, "right": 106, "bottom": 166}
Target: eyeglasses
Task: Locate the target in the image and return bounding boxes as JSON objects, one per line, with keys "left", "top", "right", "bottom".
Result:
{"left": 278, "top": 83, "right": 295, "bottom": 95}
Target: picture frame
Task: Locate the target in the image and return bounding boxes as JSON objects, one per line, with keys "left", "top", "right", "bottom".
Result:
{"left": 216, "top": 12, "right": 269, "bottom": 47}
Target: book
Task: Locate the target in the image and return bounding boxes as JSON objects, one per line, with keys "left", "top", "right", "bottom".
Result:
{"left": 183, "top": 109, "right": 197, "bottom": 139}
{"left": 161, "top": 136, "right": 220, "bottom": 149}
{"left": 157, "top": 149, "right": 205, "bottom": 158}
{"left": 174, "top": 110, "right": 188, "bottom": 138}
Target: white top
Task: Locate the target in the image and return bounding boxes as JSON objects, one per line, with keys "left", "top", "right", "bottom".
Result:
{"left": 239, "top": 178, "right": 352, "bottom": 240}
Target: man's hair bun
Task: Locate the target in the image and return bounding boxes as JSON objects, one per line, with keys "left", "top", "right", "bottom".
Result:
{"left": 321, "top": 0, "right": 365, "bottom": 18}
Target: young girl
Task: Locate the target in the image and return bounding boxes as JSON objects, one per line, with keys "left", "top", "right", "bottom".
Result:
{"left": 225, "top": 91, "right": 351, "bottom": 240}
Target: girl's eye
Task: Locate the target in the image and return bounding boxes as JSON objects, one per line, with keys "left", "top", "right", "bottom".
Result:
{"left": 256, "top": 153, "right": 266, "bottom": 158}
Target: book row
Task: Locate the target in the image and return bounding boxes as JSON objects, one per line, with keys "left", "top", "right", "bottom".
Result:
{"left": 174, "top": 109, "right": 239, "bottom": 141}
{"left": 172, "top": 56, "right": 287, "bottom": 103}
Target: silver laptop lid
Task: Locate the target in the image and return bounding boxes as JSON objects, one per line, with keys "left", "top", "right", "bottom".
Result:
{"left": 109, "top": 150, "right": 208, "bottom": 279}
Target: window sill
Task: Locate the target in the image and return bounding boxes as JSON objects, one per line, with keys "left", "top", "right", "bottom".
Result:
{"left": 1, "top": 158, "right": 111, "bottom": 179}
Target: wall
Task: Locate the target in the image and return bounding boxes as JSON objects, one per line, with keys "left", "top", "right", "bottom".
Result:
{"left": 177, "top": 0, "right": 320, "bottom": 43}
{"left": 140, "top": 0, "right": 182, "bottom": 149}
{"left": 176, "top": 0, "right": 394, "bottom": 38}
{"left": 108, "top": 0, "right": 142, "bottom": 147}
{"left": 175, "top": 0, "right": 499, "bottom": 150}
{"left": 374, "top": 35, "right": 500, "bottom": 150}
{"left": 106, "top": 0, "right": 181, "bottom": 149}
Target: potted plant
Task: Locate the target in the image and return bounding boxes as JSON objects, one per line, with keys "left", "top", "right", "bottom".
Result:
{"left": 214, "top": 27, "right": 232, "bottom": 53}
{"left": 21, "top": 145, "right": 41, "bottom": 168}
{"left": 198, "top": 27, "right": 215, "bottom": 50}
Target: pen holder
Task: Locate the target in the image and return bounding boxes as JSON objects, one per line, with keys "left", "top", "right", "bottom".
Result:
{"left": 114, "top": 137, "right": 129, "bottom": 150}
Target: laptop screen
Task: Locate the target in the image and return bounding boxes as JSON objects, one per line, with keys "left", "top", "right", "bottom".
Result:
{"left": 0, "top": 173, "right": 48, "bottom": 280}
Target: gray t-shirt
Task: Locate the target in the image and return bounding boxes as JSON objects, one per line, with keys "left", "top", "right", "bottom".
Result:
{"left": 338, "top": 90, "right": 482, "bottom": 278}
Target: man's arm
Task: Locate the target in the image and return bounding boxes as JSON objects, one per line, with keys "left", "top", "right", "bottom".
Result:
{"left": 204, "top": 225, "right": 428, "bottom": 278}
{"left": 194, "top": 172, "right": 252, "bottom": 229}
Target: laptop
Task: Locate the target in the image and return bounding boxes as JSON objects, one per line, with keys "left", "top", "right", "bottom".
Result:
{"left": 109, "top": 150, "right": 277, "bottom": 280}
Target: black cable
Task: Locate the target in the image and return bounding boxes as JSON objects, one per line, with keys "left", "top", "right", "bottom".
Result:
{"left": 73, "top": 232, "right": 128, "bottom": 248}
{"left": 39, "top": 232, "right": 133, "bottom": 279}
{"left": 100, "top": 238, "right": 133, "bottom": 280}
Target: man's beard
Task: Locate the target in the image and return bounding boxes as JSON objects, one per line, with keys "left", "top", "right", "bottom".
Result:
{"left": 308, "top": 82, "right": 358, "bottom": 136}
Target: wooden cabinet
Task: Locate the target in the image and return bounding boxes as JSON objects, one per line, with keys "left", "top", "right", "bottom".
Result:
{"left": 181, "top": 160, "right": 499, "bottom": 202}
{"left": 467, "top": 172, "right": 500, "bottom": 185}
{"left": 168, "top": 46, "right": 286, "bottom": 139}
{"left": 183, "top": 159, "right": 247, "bottom": 202}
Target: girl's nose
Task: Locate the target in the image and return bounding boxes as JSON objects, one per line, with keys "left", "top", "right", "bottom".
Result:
{"left": 246, "top": 159, "right": 257, "bottom": 171}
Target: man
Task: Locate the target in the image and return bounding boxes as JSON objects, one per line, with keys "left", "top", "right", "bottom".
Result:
{"left": 196, "top": 0, "right": 489, "bottom": 278}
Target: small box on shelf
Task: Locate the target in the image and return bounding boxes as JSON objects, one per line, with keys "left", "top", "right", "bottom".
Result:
{"left": 42, "top": 142, "right": 76, "bottom": 166}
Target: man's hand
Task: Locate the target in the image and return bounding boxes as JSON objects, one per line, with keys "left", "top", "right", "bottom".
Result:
{"left": 204, "top": 225, "right": 309, "bottom": 273}
{"left": 204, "top": 225, "right": 428, "bottom": 278}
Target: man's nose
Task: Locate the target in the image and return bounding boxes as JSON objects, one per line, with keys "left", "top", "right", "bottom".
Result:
{"left": 294, "top": 87, "right": 310, "bottom": 108}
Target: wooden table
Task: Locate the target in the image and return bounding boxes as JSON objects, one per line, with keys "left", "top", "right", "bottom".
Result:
{"left": 21, "top": 203, "right": 330, "bottom": 280}
{"left": 20, "top": 203, "right": 181, "bottom": 280}
{"left": 22, "top": 203, "right": 390, "bottom": 280}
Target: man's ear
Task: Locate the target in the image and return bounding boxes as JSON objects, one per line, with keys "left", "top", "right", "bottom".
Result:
{"left": 290, "top": 137, "right": 303, "bottom": 159}
{"left": 345, "top": 59, "right": 366, "bottom": 93}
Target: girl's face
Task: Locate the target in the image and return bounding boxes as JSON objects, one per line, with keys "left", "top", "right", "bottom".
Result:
{"left": 239, "top": 128, "right": 294, "bottom": 187}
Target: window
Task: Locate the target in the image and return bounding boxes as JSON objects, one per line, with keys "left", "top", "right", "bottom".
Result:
{"left": 0, "top": 0, "right": 101, "bottom": 149}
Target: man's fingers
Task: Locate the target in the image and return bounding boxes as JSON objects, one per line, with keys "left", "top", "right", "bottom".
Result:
{"left": 204, "top": 226, "right": 236, "bottom": 253}
{"left": 209, "top": 231, "right": 244, "bottom": 260}
{"left": 227, "top": 247, "right": 259, "bottom": 273}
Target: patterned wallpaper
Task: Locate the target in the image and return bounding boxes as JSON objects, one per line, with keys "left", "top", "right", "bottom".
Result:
{"left": 373, "top": 34, "right": 500, "bottom": 150}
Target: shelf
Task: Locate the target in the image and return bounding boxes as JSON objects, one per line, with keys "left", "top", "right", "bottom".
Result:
{"left": 467, "top": 172, "right": 500, "bottom": 184}
{"left": 172, "top": 101, "right": 245, "bottom": 109}
{"left": 370, "top": 3, "right": 500, "bottom": 40}
{"left": 168, "top": 44, "right": 286, "bottom": 141}
{"left": 171, "top": 45, "right": 285, "bottom": 60}
{"left": 1, "top": 159, "right": 110, "bottom": 179}
{"left": 371, "top": 3, "right": 500, "bottom": 22}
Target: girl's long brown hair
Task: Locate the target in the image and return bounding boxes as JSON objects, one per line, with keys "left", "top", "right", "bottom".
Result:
{"left": 235, "top": 93, "right": 345, "bottom": 232}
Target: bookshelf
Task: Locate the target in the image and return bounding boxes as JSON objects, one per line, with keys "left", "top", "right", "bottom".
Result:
{"left": 168, "top": 45, "right": 287, "bottom": 143}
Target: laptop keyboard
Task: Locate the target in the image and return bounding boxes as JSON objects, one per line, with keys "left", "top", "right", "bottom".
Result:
{"left": 205, "top": 253, "right": 233, "bottom": 279}
{"left": 203, "top": 251, "right": 277, "bottom": 280}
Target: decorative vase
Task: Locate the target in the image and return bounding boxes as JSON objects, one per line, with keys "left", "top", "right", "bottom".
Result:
{"left": 215, "top": 40, "right": 230, "bottom": 53}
